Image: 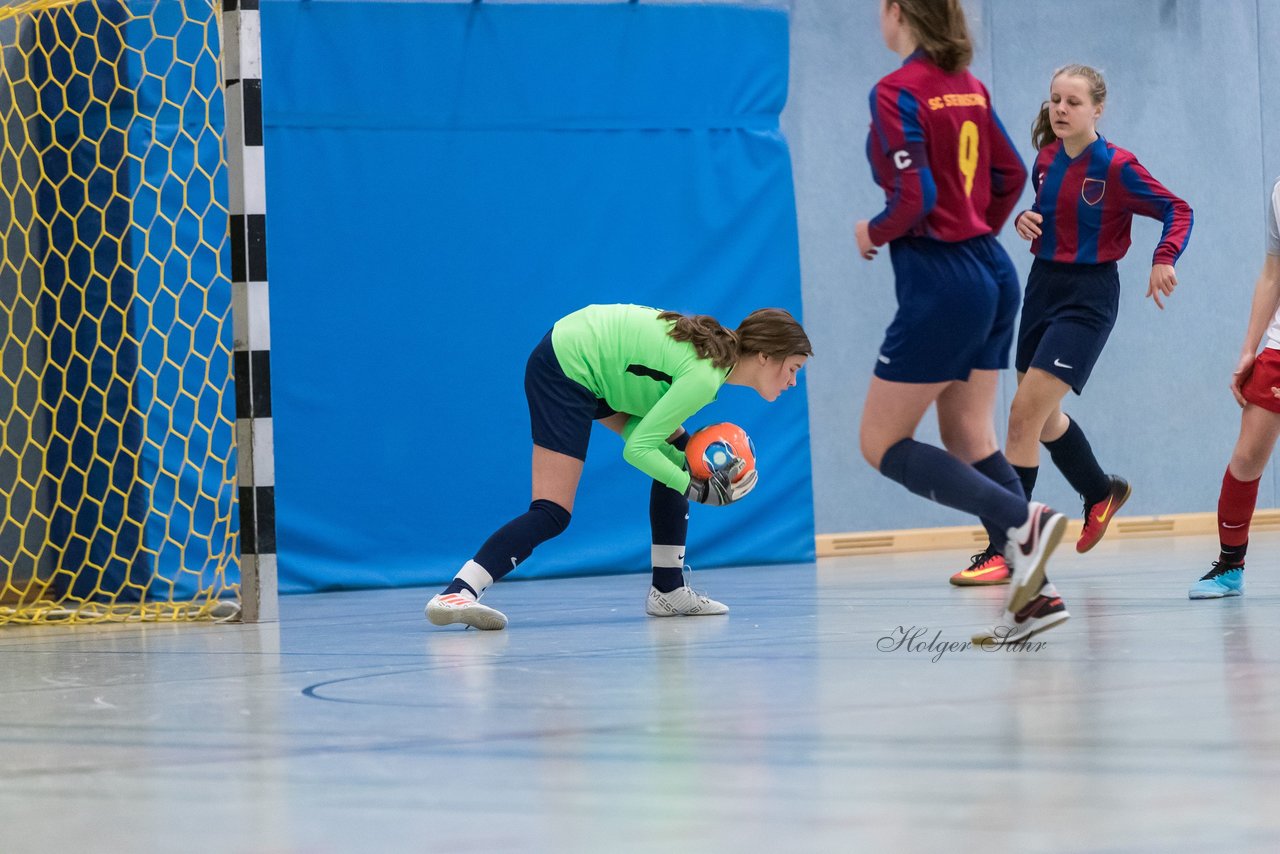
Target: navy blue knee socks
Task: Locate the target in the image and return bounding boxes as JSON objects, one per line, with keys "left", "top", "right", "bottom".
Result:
{"left": 445, "top": 498, "right": 571, "bottom": 597}
{"left": 651, "top": 431, "right": 691, "bottom": 593}
{"left": 447, "top": 432, "right": 697, "bottom": 599}
{"left": 1044, "top": 417, "right": 1109, "bottom": 505}
{"left": 880, "top": 439, "right": 1027, "bottom": 539}
{"left": 971, "top": 451, "right": 1025, "bottom": 550}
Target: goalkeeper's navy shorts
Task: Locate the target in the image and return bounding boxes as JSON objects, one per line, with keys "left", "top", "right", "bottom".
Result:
{"left": 524, "top": 330, "right": 615, "bottom": 460}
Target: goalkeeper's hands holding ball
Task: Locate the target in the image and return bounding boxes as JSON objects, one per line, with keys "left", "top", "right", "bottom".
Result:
{"left": 684, "top": 457, "right": 758, "bottom": 506}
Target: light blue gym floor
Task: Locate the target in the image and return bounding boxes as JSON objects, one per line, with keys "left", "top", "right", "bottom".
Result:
{"left": 1, "top": 530, "right": 1278, "bottom": 853}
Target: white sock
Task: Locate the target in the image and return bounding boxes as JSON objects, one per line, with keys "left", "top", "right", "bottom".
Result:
{"left": 455, "top": 560, "right": 494, "bottom": 599}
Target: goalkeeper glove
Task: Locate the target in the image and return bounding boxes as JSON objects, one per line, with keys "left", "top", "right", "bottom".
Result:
{"left": 684, "top": 458, "right": 758, "bottom": 506}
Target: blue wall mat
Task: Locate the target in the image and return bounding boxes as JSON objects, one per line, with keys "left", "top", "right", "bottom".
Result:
{"left": 261, "top": 1, "right": 812, "bottom": 593}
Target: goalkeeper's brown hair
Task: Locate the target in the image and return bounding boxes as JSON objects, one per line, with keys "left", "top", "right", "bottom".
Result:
{"left": 659, "top": 308, "right": 813, "bottom": 370}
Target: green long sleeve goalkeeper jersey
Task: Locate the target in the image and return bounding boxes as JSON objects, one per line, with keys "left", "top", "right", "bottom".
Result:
{"left": 552, "top": 304, "right": 731, "bottom": 493}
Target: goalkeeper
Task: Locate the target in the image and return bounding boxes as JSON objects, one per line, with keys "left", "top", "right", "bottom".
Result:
{"left": 426, "top": 303, "right": 811, "bottom": 630}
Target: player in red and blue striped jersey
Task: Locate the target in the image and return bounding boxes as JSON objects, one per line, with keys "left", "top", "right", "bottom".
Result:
{"left": 855, "top": 0, "right": 1067, "bottom": 646}
{"left": 863, "top": 48, "right": 1026, "bottom": 249}
{"left": 1028, "top": 140, "right": 1191, "bottom": 268}
{"left": 952, "top": 64, "right": 1193, "bottom": 596}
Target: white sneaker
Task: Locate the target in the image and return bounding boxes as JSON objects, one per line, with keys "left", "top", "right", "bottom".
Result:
{"left": 1003, "top": 501, "right": 1067, "bottom": 615}
{"left": 971, "top": 583, "right": 1070, "bottom": 645}
{"left": 425, "top": 593, "right": 508, "bottom": 630}
{"left": 645, "top": 586, "right": 728, "bottom": 617}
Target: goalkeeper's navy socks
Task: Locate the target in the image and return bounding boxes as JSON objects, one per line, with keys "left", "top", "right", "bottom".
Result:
{"left": 650, "top": 430, "right": 691, "bottom": 593}
{"left": 443, "top": 578, "right": 479, "bottom": 599}
{"left": 651, "top": 566, "right": 684, "bottom": 593}
{"left": 466, "top": 499, "right": 571, "bottom": 591}
{"left": 880, "top": 438, "right": 1027, "bottom": 534}
{"left": 650, "top": 480, "right": 689, "bottom": 594}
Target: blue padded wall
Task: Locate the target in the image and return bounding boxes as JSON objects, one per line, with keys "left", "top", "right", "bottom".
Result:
{"left": 261, "top": 1, "right": 812, "bottom": 593}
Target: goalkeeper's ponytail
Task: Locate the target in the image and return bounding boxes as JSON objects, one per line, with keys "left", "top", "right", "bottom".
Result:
{"left": 661, "top": 308, "right": 812, "bottom": 369}
{"left": 659, "top": 311, "right": 739, "bottom": 369}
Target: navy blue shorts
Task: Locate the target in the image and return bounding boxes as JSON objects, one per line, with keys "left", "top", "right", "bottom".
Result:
{"left": 1015, "top": 258, "right": 1119, "bottom": 394}
{"left": 524, "top": 331, "right": 615, "bottom": 460}
{"left": 875, "top": 234, "right": 1020, "bottom": 383}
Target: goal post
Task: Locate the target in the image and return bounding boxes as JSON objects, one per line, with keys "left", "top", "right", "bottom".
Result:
{"left": 222, "top": 0, "right": 276, "bottom": 623}
{"left": 0, "top": 0, "right": 276, "bottom": 623}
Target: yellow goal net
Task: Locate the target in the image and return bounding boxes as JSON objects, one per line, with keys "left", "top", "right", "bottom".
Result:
{"left": 0, "top": 0, "right": 239, "bottom": 623}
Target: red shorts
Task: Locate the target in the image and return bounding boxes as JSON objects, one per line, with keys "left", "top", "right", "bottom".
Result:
{"left": 1241, "top": 348, "right": 1280, "bottom": 413}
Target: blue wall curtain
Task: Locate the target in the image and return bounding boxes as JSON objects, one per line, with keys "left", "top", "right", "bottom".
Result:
{"left": 262, "top": 1, "right": 813, "bottom": 593}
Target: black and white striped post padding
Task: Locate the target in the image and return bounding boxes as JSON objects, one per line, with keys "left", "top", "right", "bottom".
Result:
{"left": 222, "top": 0, "right": 277, "bottom": 622}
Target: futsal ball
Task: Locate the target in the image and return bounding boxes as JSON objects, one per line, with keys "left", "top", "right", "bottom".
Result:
{"left": 686, "top": 422, "right": 756, "bottom": 482}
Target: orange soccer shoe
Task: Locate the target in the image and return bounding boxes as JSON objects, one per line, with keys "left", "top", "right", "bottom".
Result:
{"left": 949, "top": 545, "right": 1010, "bottom": 586}
{"left": 1076, "top": 475, "right": 1131, "bottom": 553}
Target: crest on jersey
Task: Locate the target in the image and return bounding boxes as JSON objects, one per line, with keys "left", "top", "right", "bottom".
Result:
{"left": 1081, "top": 178, "right": 1106, "bottom": 206}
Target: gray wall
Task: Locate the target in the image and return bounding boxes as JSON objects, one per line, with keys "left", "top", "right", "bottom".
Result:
{"left": 788, "top": 0, "right": 1279, "bottom": 535}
